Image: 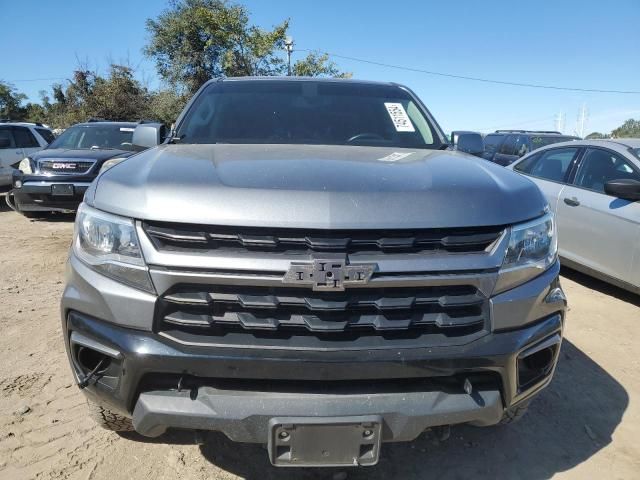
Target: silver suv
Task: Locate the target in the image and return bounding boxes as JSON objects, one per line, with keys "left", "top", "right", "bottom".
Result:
{"left": 0, "top": 121, "right": 54, "bottom": 186}
{"left": 61, "top": 78, "right": 566, "bottom": 468}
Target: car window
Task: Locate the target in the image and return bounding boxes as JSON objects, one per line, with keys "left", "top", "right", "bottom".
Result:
{"left": 12, "top": 127, "right": 40, "bottom": 148}
{"left": 514, "top": 135, "right": 530, "bottom": 157}
{"left": 514, "top": 152, "right": 542, "bottom": 174}
{"left": 574, "top": 148, "right": 640, "bottom": 194}
{"left": 521, "top": 147, "right": 579, "bottom": 182}
{"left": 48, "top": 124, "right": 135, "bottom": 151}
{"left": 530, "top": 136, "right": 577, "bottom": 151}
{"left": 0, "top": 127, "right": 14, "bottom": 149}
{"left": 35, "top": 127, "right": 55, "bottom": 144}
{"left": 483, "top": 135, "right": 503, "bottom": 156}
{"left": 498, "top": 135, "right": 517, "bottom": 155}
{"left": 177, "top": 80, "right": 442, "bottom": 149}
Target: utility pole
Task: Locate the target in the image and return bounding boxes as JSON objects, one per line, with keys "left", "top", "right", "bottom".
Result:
{"left": 576, "top": 103, "right": 588, "bottom": 138}
{"left": 554, "top": 112, "right": 565, "bottom": 134}
{"left": 285, "top": 36, "right": 294, "bottom": 76}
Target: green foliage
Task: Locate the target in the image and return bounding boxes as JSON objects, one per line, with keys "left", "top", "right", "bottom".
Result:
{"left": 0, "top": 82, "right": 27, "bottom": 119}
{"left": 293, "top": 51, "right": 352, "bottom": 78}
{"left": 145, "top": 0, "right": 349, "bottom": 94}
{"left": 611, "top": 119, "right": 640, "bottom": 138}
{"left": 6, "top": 1, "right": 349, "bottom": 128}
{"left": 585, "top": 132, "right": 607, "bottom": 139}
{"left": 149, "top": 89, "right": 188, "bottom": 126}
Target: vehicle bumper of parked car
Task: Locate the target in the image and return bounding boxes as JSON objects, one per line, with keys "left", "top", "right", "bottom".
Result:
{"left": 11, "top": 173, "right": 92, "bottom": 212}
{"left": 61, "top": 253, "right": 566, "bottom": 444}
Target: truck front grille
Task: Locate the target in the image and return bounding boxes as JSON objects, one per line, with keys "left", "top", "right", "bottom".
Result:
{"left": 143, "top": 222, "right": 504, "bottom": 254}
{"left": 157, "top": 284, "right": 487, "bottom": 339}
{"left": 38, "top": 160, "right": 94, "bottom": 174}
{"left": 145, "top": 222, "right": 502, "bottom": 349}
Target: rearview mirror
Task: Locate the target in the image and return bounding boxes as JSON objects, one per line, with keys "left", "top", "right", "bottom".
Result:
{"left": 132, "top": 123, "right": 166, "bottom": 150}
{"left": 456, "top": 133, "right": 484, "bottom": 157}
{"left": 604, "top": 179, "right": 640, "bottom": 201}
{"left": 0, "top": 138, "right": 10, "bottom": 148}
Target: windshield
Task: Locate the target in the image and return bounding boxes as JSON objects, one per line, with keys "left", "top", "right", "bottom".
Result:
{"left": 176, "top": 80, "right": 443, "bottom": 149}
{"left": 48, "top": 124, "right": 135, "bottom": 151}
{"left": 530, "top": 135, "right": 578, "bottom": 150}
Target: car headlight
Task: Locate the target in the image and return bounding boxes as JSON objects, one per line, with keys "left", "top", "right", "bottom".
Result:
{"left": 18, "top": 158, "right": 33, "bottom": 174}
{"left": 494, "top": 212, "right": 557, "bottom": 293}
{"left": 73, "top": 203, "right": 154, "bottom": 293}
{"left": 99, "top": 157, "right": 128, "bottom": 174}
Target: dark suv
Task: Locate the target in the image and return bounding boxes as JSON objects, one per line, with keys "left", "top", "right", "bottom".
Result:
{"left": 9, "top": 120, "right": 164, "bottom": 217}
{"left": 483, "top": 130, "right": 578, "bottom": 166}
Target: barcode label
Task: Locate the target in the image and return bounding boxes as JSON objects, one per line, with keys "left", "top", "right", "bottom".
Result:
{"left": 384, "top": 103, "right": 415, "bottom": 132}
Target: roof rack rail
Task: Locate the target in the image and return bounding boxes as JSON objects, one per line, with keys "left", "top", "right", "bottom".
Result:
{"left": 86, "top": 117, "right": 109, "bottom": 122}
{"left": 494, "top": 129, "right": 563, "bottom": 135}
{"left": 0, "top": 119, "right": 44, "bottom": 127}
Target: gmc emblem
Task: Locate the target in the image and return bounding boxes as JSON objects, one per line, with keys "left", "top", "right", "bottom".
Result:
{"left": 52, "top": 163, "right": 77, "bottom": 169}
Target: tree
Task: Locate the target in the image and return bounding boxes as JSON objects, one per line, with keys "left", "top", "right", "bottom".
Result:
{"left": 0, "top": 82, "right": 27, "bottom": 120}
{"left": 149, "top": 89, "right": 188, "bottom": 126}
{"left": 293, "top": 51, "right": 352, "bottom": 78}
{"left": 611, "top": 119, "right": 640, "bottom": 138}
{"left": 89, "top": 65, "right": 152, "bottom": 121}
{"left": 585, "top": 132, "right": 607, "bottom": 139}
{"left": 145, "top": 0, "right": 349, "bottom": 94}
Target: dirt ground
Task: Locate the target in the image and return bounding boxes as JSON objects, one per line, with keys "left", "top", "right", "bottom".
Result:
{"left": 0, "top": 194, "right": 638, "bottom": 480}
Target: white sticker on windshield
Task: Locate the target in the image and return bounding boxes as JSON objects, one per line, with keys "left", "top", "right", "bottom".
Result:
{"left": 384, "top": 102, "right": 415, "bottom": 132}
{"left": 120, "top": 127, "right": 135, "bottom": 132}
{"left": 378, "top": 152, "right": 414, "bottom": 162}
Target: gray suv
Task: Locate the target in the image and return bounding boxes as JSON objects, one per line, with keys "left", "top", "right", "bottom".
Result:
{"left": 62, "top": 78, "right": 566, "bottom": 468}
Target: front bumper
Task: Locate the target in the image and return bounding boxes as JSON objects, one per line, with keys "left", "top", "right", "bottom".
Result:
{"left": 62, "top": 246, "right": 566, "bottom": 443}
{"left": 64, "top": 308, "right": 563, "bottom": 443}
{"left": 11, "top": 173, "right": 94, "bottom": 212}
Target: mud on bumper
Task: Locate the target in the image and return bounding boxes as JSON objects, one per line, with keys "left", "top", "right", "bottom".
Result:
{"left": 64, "top": 310, "right": 563, "bottom": 443}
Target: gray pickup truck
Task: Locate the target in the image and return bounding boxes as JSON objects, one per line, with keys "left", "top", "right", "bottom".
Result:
{"left": 61, "top": 77, "right": 566, "bottom": 468}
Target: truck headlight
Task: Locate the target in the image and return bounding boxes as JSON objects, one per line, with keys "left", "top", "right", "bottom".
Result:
{"left": 99, "top": 157, "right": 128, "bottom": 174}
{"left": 73, "top": 203, "right": 154, "bottom": 293}
{"left": 18, "top": 158, "right": 33, "bottom": 174}
{"left": 494, "top": 212, "right": 557, "bottom": 293}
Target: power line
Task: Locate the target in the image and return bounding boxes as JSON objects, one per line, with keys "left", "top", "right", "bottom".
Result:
{"left": 298, "top": 49, "right": 640, "bottom": 95}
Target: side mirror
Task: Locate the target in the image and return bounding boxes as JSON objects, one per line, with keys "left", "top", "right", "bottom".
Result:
{"left": 604, "top": 179, "right": 640, "bottom": 201}
{"left": 132, "top": 123, "right": 165, "bottom": 150}
{"left": 0, "top": 138, "right": 10, "bottom": 149}
{"left": 456, "top": 133, "right": 484, "bottom": 156}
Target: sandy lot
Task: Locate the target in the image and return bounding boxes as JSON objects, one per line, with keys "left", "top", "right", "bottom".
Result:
{"left": 0, "top": 195, "right": 638, "bottom": 480}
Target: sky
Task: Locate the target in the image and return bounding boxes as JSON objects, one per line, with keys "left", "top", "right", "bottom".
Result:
{"left": 2, "top": 0, "right": 639, "bottom": 135}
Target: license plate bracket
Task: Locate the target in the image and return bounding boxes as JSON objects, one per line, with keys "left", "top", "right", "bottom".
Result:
{"left": 268, "top": 416, "right": 382, "bottom": 467}
{"left": 51, "top": 184, "right": 74, "bottom": 196}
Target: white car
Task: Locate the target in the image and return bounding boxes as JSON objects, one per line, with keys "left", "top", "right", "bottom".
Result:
{"left": 0, "top": 122, "right": 54, "bottom": 186}
{"left": 508, "top": 138, "right": 640, "bottom": 294}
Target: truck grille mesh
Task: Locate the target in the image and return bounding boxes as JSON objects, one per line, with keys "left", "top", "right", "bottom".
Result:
{"left": 157, "top": 284, "right": 487, "bottom": 337}
{"left": 143, "top": 222, "right": 503, "bottom": 254}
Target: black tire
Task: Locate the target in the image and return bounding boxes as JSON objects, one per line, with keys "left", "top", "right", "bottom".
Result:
{"left": 499, "top": 400, "right": 530, "bottom": 425}
{"left": 87, "top": 399, "right": 134, "bottom": 432}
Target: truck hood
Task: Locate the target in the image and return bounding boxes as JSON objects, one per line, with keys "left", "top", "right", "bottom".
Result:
{"left": 91, "top": 144, "right": 546, "bottom": 229}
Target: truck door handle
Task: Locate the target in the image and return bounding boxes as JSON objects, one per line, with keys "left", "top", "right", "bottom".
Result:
{"left": 563, "top": 197, "right": 580, "bottom": 207}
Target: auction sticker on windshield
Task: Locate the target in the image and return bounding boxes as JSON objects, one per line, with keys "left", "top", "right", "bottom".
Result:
{"left": 384, "top": 103, "right": 415, "bottom": 132}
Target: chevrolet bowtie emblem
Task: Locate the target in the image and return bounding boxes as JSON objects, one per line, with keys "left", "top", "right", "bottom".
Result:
{"left": 283, "top": 258, "right": 377, "bottom": 291}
